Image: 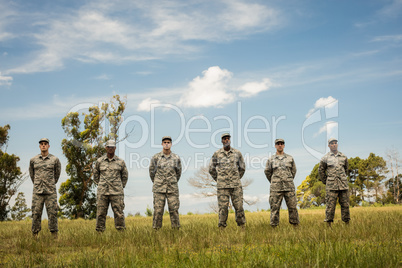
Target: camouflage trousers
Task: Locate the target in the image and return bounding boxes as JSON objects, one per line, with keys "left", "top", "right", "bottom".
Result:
{"left": 217, "top": 187, "right": 246, "bottom": 227}
{"left": 96, "top": 194, "right": 125, "bottom": 231}
{"left": 153, "top": 192, "right": 180, "bottom": 229}
{"left": 325, "top": 190, "right": 350, "bottom": 223}
{"left": 31, "top": 193, "right": 58, "bottom": 234}
{"left": 269, "top": 191, "right": 299, "bottom": 226}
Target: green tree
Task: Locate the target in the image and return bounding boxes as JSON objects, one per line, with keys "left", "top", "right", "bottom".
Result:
{"left": 59, "top": 95, "right": 126, "bottom": 219}
{"left": 348, "top": 157, "right": 362, "bottom": 206}
{"left": 0, "top": 125, "right": 26, "bottom": 221}
{"left": 296, "top": 164, "right": 325, "bottom": 208}
{"left": 382, "top": 174, "right": 402, "bottom": 204}
{"left": 10, "top": 192, "right": 31, "bottom": 221}
{"left": 358, "top": 153, "right": 388, "bottom": 203}
{"left": 386, "top": 148, "right": 401, "bottom": 203}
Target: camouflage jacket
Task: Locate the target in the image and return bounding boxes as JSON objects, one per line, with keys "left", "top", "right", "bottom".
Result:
{"left": 94, "top": 154, "right": 128, "bottom": 195}
{"left": 264, "top": 153, "right": 297, "bottom": 192}
{"left": 149, "top": 151, "right": 182, "bottom": 193}
{"left": 209, "top": 147, "right": 245, "bottom": 189}
{"left": 318, "top": 151, "right": 349, "bottom": 191}
{"left": 29, "top": 154, "right": 61, "bottom": 194}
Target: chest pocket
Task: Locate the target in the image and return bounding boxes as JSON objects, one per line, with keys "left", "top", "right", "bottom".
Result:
{"left": 272, "top": 161, "right": 280, "bottom": 169}
{"left": 327, "top": 159, "right": 337, "bottom": 167}
{"left": 100, "top": 166, "right": 107, "bottom": 172}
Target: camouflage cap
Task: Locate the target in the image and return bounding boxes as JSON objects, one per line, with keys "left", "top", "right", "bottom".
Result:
{"left": 328, "top": 138, "right": 338, "bottom": 144}
{"left": 39, "top": 138, "right": 50, "bottom": 144}
{"left": 162, "top": 136, "right": 172, "bottom": 142}
{"left": 275, "top": 138, "right": 285, "bottom": 144}
{"left": 105, "top": 140, "right": 116, "bottom": 147}
{"left": 221, "top": 133, "right": 231, "bottom": 139}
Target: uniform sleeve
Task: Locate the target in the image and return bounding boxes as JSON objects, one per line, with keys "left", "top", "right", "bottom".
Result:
{"left": 318, "top": 158, "right": 327, "bottom": 185}
{"left": 149, "top": 156, "right": 157, "bottom": 182}
{"left": 29, "top": 159, "right": 35, "bottom": 183}
{"left": 54, "top": 158, "right": 61, "bottom": 184}
{"left": 264, "top": 159, "right": 272, "bottom": 182}
{"left": 121, "top": 161, "right": 128, "bottom": 188}
{"left": 93, "top": 160, "right": 100, "bottom": 185}
{"left": 175, "top": 157, "right": 182, "bottom": 182}
{"left": 344, "top": 156, "right": 349, "bottom": 175}
{"left": 209, "top": 153, "right": 218, "bottom": 181}
{"left": 238, "top": 152, "right": 246, "bottom": 179}
{"left": 291, "top": 157, "right": 297, "bottom": 179}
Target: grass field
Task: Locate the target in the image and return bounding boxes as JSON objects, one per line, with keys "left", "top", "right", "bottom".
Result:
{"left": 0, "top": 206, "right": 401, "bottom": 267}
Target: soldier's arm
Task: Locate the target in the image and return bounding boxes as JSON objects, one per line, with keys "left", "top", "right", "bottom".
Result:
{"left": 175, "top": 157, "right": 182, "bottom": 182}
{"left": 238, "top": 152, "right": 246, "bottom": 179}
{"left": 318, "top": 159, "right": 327, "bottom": 184}
{"left": 54, "top": 158, "right": 61, "bottom": 184}
{"left": 264, "top": 159, "right": 272, "bottom": 183}
{"left": 291, "top": 157, "right": 297, "bottom": 179}
{"left": 121, "top": 161, "right": 129, "bottom": 188}
{"left": 149, "top": 156, "right": 157, "bottom": 182}
{"left": 208, "top": 153, "right": 218, "bottom": 181}
{"left": 29, "top": 159, "right": 35, "bottom": 183}
{"left": 344, "top": 156, "right": 349, "bottom": 175}
{"left": 93, "top": 160, "right": 100, "bottom": 185}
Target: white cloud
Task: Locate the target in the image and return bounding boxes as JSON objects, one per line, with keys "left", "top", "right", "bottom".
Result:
{"left": 178, "top": 66, "right": 235, "bottom": 108}
{"left": 0, "top": 5, "right": 16, "bottom": 42}
{"left": 306, "top": 96, "right": 338, "bottom": 118}
{"left": 137, "top": 98, "right": 162, "bottom": 112}
{"left": 4, "top": 0, "right": 282, "bottom": 75}
{"left": 355, "top": 0, "right": 402, "bottom": 28}
{"left": 371, "top": 34, "right": 402, "bottom": 42}
{"left": 237, "top": 78, "right": 273, "bottom": 97}
{"left": 93, "top": 74, "right": 111, "bottom": 80}
{"left": 378, "top": 0, "right": 402, "bottom": 19}
{"left": 315, "top": 121, "right": 338, "bottom": 138}
{"left": 134, "top": 66, "right": 275, "bottom": 110}
{"left": 136, "top": 71, "right": 152, "bottom": 76}
{"left": 0, "top": 72, "right": 12, "bottom": 86}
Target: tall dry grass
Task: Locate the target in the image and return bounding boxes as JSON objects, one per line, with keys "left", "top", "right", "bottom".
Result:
{"left": 0, "top": 206, "right": 401, "bottom": 267}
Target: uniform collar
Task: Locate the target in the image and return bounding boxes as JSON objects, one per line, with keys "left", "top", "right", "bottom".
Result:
{"left": 104, "top": 154, "right": 117, "bottom": 161}
{"left": 274, "top": 153, "right": 287, "bottom": 159}
{"left": 220, "top": 147, "right": 233, "bottom": 154}
{"left": 39, "top": 154, "right": 50, "bottom": 160}
{"left": 160, "top": 151, "right": 172, "bottom": 158}
{"left": 330, "top": 151, "right": 341, "bottom": 157}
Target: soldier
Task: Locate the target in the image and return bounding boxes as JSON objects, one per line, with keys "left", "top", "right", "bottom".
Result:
{"left": 264, "top": 138, "right": 299, "bottom": 227}
{"left": 318, "top": 138, "right": 350, "bottom": 227}
{"left": 209, "top": 133, "right": 246, "bottom": 229}
{"left": 29, "top": 138, "right": 61, "bottom": 238}
{"left": 93, "top": 140, "right": 128, "bottom": 232}
{"left": 149, "top": 136, "right": 182, "bottom": 230}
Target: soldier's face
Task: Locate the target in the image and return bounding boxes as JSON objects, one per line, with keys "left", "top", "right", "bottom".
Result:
{"left": 162, "top": 140, "right": 172, "bottom": 150}
{"left": 106, "top": 146, "right": 116, "bottom": 154}
{"left": 275, "top": 142, "right": 284, "bottom": 152}
{"left": 39, "top": 142, "right": 49, "bottom": 152}
{"left": 328, "top": 141, "right": 338, "bottom": 152}
{"left": 221, "top": 137, "right": 230, "bottom": 148}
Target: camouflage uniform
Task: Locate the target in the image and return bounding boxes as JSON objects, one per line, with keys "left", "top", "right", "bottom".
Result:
{"left": 29, "top": 154, "right": 61, "bottom": 234}
{"left": 209, "top": 148, "right": 246, "bottom": 227}
{"left": 265, "top": 153, "right": 299, "bottom": 226}
{"left": 93, "top": 154, "right": 128, "bottom": 231}
{"left": 149, "top": 151, "right": 182, "bottom": 229}
{"left": 318, "top": 151, "right": 350, "bottom": 223}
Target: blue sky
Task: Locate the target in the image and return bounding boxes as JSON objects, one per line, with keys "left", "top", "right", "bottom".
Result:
{"left": 1, "top": 0, "right": 401, "bottom": 216}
